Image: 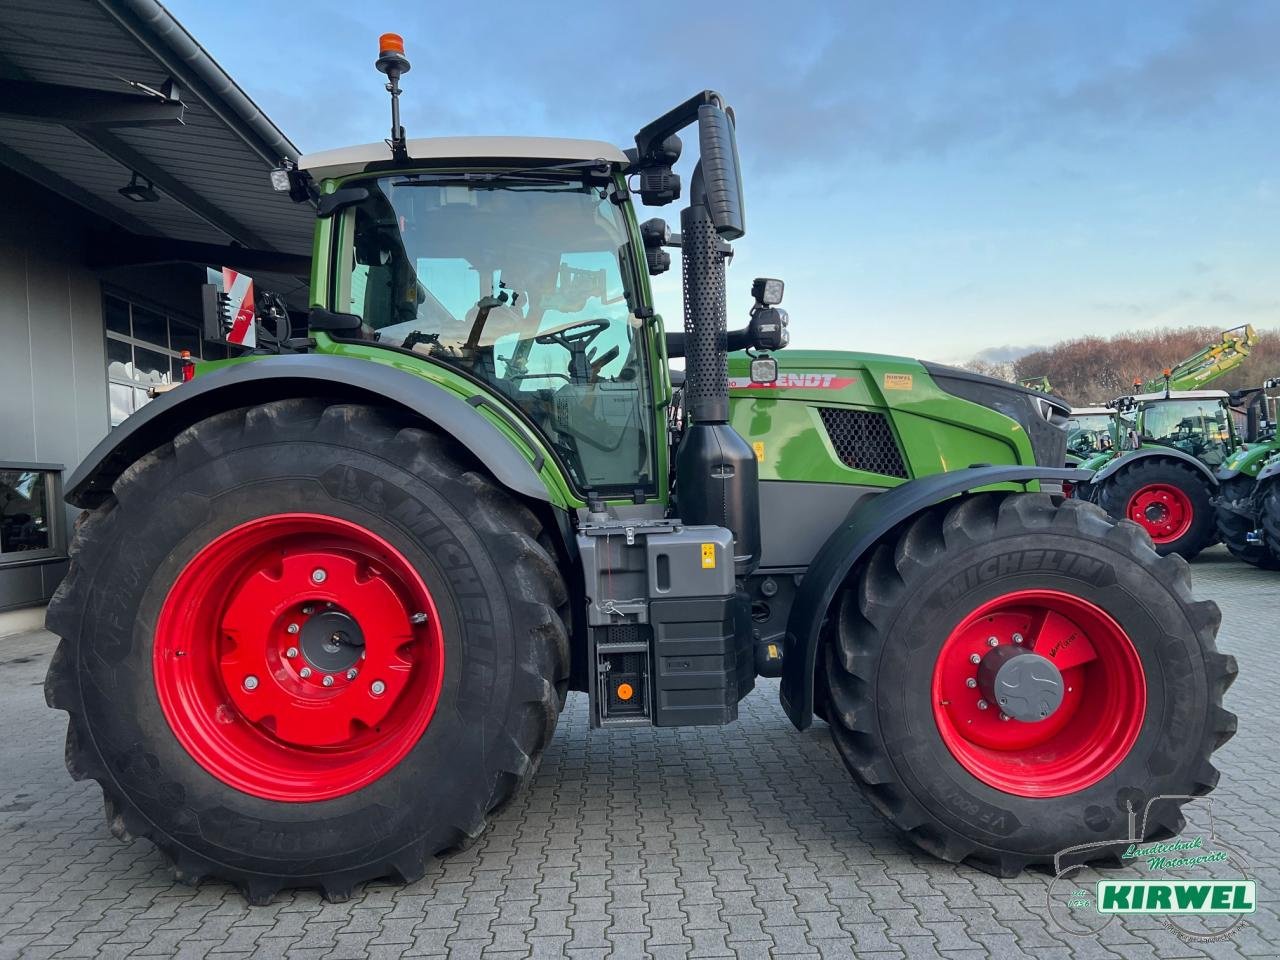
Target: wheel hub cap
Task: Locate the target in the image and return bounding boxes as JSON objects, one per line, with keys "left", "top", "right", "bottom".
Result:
{"left": 976, "top": 646, "right": 1064, "bottom": 723}
{"left": 299, "top": 607, "right": 365, "bottom": 674}
{"left": 153, "top": 513, "right": 445, "bottom": 801}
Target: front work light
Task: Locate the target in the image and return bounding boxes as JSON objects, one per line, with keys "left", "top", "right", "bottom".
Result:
{"left": 752, "top": 277, "right": 784, "bottom": 306}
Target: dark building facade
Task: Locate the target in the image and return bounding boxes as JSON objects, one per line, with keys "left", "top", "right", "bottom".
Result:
{"left": 0, "top": 0, "right": 313, "bottom": 614}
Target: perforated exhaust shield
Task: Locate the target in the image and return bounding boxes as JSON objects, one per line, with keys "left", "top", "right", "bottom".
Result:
{"left": 680, "top": 204, "right": 728, "bottom": 423}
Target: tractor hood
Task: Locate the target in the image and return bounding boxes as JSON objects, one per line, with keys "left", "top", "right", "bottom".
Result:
{"left": 725, "top": 350, "right": 1063, "bottom": 479}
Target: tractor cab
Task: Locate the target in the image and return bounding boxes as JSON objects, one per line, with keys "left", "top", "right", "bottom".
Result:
{"left": 297, "top": 138, "right": 662, "bottom": 496}
{"left": 1114, "top": 389, "right": 1235, "bottom": 464}
{"left": 1066, "top": 406, "right": 1114, "bottom": 457}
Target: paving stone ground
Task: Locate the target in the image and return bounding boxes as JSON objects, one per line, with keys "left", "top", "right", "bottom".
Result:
{"left": 0, "top": 545, "right": 1275, "bottom": 959}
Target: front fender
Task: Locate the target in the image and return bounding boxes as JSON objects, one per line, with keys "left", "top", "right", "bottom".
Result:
{"left": 1090, "top": 446, "right": 1219, "bottom": 489}
{"left": 67, "top": 354, "right": 554, "bottom": 508}
{"left": 778, "top": 465, "right": 1090, "bottom": 730}
{"left": 1257, "top": 457, "right": 1280, "bottom": 486}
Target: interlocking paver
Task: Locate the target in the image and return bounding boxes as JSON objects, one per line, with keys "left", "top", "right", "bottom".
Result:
{"left": 0, "top": 547, "right": 1274, "bottom": 958}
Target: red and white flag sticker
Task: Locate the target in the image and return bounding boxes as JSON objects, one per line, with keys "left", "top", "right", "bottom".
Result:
{"left": 222, "top": 267, "right": 257, "bottom": 348}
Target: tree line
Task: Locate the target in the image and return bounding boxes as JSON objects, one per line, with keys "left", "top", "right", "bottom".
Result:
{"left": 964, "top": 326, "right": 1280, "bottom": 407}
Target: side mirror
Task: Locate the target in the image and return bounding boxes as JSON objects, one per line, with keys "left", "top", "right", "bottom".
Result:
{"left": 697, "top": 103, "right": 745, "bottom": 239}
{"left": 750, "top": 355, "right": 778, "bottom": 385}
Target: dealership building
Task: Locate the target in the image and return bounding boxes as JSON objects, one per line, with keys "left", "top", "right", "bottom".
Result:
{"left": 1, "top": 0, "right": 314, "bottom": 617}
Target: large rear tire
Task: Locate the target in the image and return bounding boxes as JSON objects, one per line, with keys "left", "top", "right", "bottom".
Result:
{"left": 821, "top": 493, "right": 1236, "bottom": 876}
{"left": 45, "top": 400, "right": 569, "bottom": 903}
{"left": 1095, "top": 458, "right": 1216, "bottom": 559}
{"left": 1215, "top": 476, "right": 1280, "bottom": 568}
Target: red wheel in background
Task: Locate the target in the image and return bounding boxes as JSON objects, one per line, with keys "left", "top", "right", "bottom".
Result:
{"left": 1126, "top": 483, "right": 1193, "bottom": 544}
{"left": 153, "top": 513, "right": 444, "bottom": 802}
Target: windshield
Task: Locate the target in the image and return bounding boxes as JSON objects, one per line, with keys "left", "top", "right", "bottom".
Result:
{"left": 1066, "top": 413, "right": 1115, "bottom": 456}
{"left": 1138, "top": 398, "right": 1232, "bottom": 464}
{"left": 338, "top": 174, "right": 656, "bottom": 496}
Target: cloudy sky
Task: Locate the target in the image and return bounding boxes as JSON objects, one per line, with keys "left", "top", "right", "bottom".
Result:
{"left": 167, "top": 0, "right": 1279, "bottom": 364}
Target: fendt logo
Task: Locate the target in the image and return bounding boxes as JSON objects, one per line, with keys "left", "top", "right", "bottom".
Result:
{"left": 728, "top": 373, "right": 856, "bottom": 390}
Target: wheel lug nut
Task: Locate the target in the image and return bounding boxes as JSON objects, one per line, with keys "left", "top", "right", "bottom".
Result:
{"left": 322, "top": 675, "right": 334, "bottom": 687}
{"left": 331, "top": 633, "right": 343, "bottom": 643}
{"left": 300, "top": 667, "right": 312, "bottom": 679}
{"left": 965, "top": 677, "right": 977, "bottom": 689}
{"left": 346, "top": 668, "right": 358, "bottom": 681}
{"left": 977, "top": 699, "right": 989, "bottom": 711}
{"left": 1000, "top": 713, "right": 1010, "bottom": 722}
{"left": 371, "top": 680, "right": 386, "bottom": 696}
{"left": 987, "top": 636, "right": 999, "bottom": 647}
{"left": 410, "top": 612, "right": 428, "bottom": 625}
{"left": 287, "top": 623, "right": 300, "bottom": 635}
{"left": 311, "top": 568, "right": 327, "bottom": 584}
{"left": 969, "top": 653, "right": 981, "bottom": 665}
{"left": 285, "top": 646, "right": 299, "bottom": 659}
{"left": 243, "top": 675, "right": 259, "bottom": 691}
{"left": 301, "top": 605, "right": 314, "bottom": 615}
{"left": 1012, "top": 633, "right": 1024, "bottom": 644}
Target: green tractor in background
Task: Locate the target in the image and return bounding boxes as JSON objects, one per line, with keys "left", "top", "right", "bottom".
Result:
{"left": 1079, "top": 389, "right": 1236, "bottom": 558}
{"left": 1213, "top": 378, "right": 1280, "bottom": 567}
{"left": 42, "top": 38, "right": 1234, "bottom": 902}
{"left": 1075, "top": 329, "right": 1260, "bottom": 558}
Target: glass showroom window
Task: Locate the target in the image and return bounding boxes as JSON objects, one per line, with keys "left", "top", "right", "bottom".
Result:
{"left": 104, "top": 293, "right": 230, "bottom": 426}
{"left": 0, "top": 467, "right": 60, "bottom": 562}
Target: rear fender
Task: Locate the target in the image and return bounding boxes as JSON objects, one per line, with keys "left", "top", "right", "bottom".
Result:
{"left": 778, "top": 465, "right": 1090, "bottom": 729}
{"left": 1090, "top": 447, "right": 1218, "bottom": 488}
{"left": 66, "top": 354, "right": 554, "bottom": 508}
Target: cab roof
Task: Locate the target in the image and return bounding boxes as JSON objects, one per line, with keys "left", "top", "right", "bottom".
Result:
{"left": 1133, "top": 389, "right": 1229, "bottom": 402}
{"left": 299, "top": 136, "right": 631, "bottom": 180}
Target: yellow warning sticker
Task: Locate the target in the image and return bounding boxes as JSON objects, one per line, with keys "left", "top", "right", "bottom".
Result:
{"left": 752, "top": 441, "right": 765, "bottom": 462}
{"left": 883, "top": 372, "right": 914, "bottom": 391}
{"left": 701, "top": 543, "right": 716, "bottom": 569}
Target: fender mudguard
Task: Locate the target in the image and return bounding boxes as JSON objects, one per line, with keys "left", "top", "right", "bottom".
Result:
{"left": 1089, "top": 445, "right": 1218, "bottom": 489}
{"left": 66, "top": 354, "right": 552, "bottom": 508}
{"left": 778, "top": 465, "right": 1090, "bottom": 730}
{"left": 1257, "top": 457, "right": 1280, "bottom": 485}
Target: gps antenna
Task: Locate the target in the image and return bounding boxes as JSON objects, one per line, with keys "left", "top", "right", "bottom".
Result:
{"left": 376, "top": 33, "right": 411, "bottom": 161}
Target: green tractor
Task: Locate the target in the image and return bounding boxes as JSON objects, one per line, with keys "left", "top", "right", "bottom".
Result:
{"left": 1080, "top": 389, "right": 1239, "bottom": 558}
{"left": 1213, "top": 378, "right": 1280, "bottom": 567}
{"left": 43, "top": 40, "right": 1234, "bottom": 902}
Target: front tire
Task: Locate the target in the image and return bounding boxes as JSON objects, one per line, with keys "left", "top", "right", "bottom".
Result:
{"left": 1262, "top": 480, "right": 1280, "bottom": 562}
{"left": 45, "top": 400, "right": 569, "bottom": 902}
{"left": 1215, "top": 476, "right": 1280, "bottom": 568}
{"left": 821, "top": 493, "right": 1236, "bottom": 876}
{"left": 1095, "top": 459, "right": 1216, "bottom": 559}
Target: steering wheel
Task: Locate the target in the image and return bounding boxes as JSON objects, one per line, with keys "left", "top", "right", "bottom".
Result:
{"left": 534, "top": 318, "right": 609, "bottom": 350}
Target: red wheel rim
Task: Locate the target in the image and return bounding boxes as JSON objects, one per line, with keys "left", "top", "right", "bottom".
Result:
{"left": 931, "top": 589, "right": 1146, "bottom": 797}
{"left": 1126, "top": 483, "right": 1193, "bottom": 544}
{"left": 154, "top": 513, "right": 444, "bottom": 802}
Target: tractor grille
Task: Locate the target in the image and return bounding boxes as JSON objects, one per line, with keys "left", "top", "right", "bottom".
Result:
{"left": 818, "top": 408, "right": 908, "bottom": 478}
